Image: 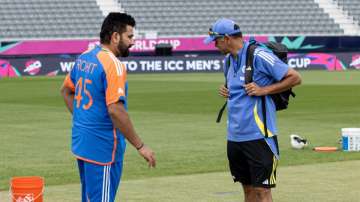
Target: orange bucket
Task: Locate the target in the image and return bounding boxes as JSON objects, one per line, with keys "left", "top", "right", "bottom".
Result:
{"left": 10, "top": 176, "right": 44, "bottom": 202}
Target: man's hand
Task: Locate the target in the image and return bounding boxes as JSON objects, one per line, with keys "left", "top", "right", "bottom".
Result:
{"left": 218, "top": 84, "right": 229, "bottom": 98}
{"left": 108, "top": 102, "right": 156, "bottom": 168}
{"left": 243, "top": 82, "right": 267, "bottom": 96}
{"left": 138, "top": 145, "right": 156, "bottom": 168}
{"left": 243, "top": 69, "right": 302, "bottom": 96}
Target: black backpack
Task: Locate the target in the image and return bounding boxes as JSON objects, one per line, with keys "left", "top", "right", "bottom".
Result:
{"left": 216, "top": 41, "right": 296, "bottom": 137}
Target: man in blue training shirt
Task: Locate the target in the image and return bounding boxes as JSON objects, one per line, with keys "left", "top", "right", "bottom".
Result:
{"left": 61, "top": 13, "right": 156, "bottom": 202}
{"left": 204, "top": 18, "right": 301, "bottom": 202}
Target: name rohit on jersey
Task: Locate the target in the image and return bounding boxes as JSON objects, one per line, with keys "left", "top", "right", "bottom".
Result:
{"left": 76, "top": 59, "right": 97, "bottom": 74}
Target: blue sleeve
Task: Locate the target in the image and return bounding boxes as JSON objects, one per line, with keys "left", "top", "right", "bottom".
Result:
{"left": 253, "top": 49, "right": 289, "bottom": 81}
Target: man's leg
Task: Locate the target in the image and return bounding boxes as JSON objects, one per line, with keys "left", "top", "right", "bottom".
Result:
{"left": 253, "top": 187, "right": 272, "bottom": 202}
{"left": 242, "top": 184, "right": 254, "bottom": 202}
{"left": 79, "top": 160, "right": 123, "bottom": 202}
{"left": 232, "top": 138, "right": 278, "bottom": 202}
{"left": 77, "top": 159, "right": 87, "bottom": 202}
{"left": 108, "top": 161, "right": 123, "bottom": 201}
{"left": 241, "top": 185, "right": 272, "bottom": 202}
{"left": 227, "top": 141, "right": 253, "bottom": 201}
{"left": 247, "top": 138, "right": 278, "bottom": 202}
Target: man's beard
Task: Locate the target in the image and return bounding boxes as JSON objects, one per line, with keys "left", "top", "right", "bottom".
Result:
{"left": 117, "top": 41, "right": 131, "bottom": 57}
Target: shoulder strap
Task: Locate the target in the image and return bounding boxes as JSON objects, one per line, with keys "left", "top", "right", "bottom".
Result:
{"left": 261, "top": 96, "right": 268, "bottom": 138}
{"left": 216, "top": 56, "right": 230, "bottom": 123}
{"left": 216, "top": 101, "right": 227, "bottom": 123}
{"left": 246, "top": 44, "right": 269, "bottom": 138}
{"left": 224, "top": 55, "right": 231, "bottom": 88}
{"left": 245, "top": 43, "right": 257, "bottom": 84}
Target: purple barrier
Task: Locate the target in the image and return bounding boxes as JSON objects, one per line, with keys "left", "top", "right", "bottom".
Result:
{"left": 0, "top": 36, "right": 268, "bottom": 56}
{"left": 1, "top": 52, "right": 359, "bottom": 78}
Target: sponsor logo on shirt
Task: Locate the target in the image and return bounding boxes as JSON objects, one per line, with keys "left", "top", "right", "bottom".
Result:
{"left": 241, "top": 65, "right": 246, "bottom": 73}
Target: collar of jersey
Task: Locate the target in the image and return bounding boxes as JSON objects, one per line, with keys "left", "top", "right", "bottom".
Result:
{"left": 99, "top": 45, "right": 119, "bottom": 58}
{"left": 100, "top": 45, "right": 111, "bottom": 53}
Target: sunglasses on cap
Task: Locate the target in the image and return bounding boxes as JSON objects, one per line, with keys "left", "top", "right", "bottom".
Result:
{"left": 208, "top": 29, "right": 226, "bottom": 38}
{"left": 208, "top": 24, "right": 241, "bottom": 38}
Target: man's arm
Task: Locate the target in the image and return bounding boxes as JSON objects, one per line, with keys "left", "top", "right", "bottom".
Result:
{"left": 244, "top": 68, "right": 301, "bottom": 96}
{"left": 60, "top": 84, "right": 74, "bottom": 114}
{"left": 108, "top": 102, "right": 156, "bottom": 167}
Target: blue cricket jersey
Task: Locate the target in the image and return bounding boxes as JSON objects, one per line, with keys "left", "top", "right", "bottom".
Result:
{"left": 63, "top": 45, "right": 128, "bottom": 165}
{"left": 226, "top": 41, "right": 289, "bottom": 158}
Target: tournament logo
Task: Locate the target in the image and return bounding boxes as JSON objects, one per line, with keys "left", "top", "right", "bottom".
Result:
{"left": 0, "top": 59, "right": 20, "bottom": 78}
{"left": 24, "top": 60, "right": 42, "bottom": 75}
{"left": 350, "top": 54, "right": 360, "bottom": 69}
{"left": 288, "top": 53, "right": 346, "bottom": 71}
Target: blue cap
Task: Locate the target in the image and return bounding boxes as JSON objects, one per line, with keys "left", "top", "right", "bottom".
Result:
{"left": 204, "top": 18, "right": 242, "bottom": 44}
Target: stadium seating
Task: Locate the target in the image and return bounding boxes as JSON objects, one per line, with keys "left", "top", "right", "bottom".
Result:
{"left": 0, "top": 0, "right": 103, "bottom": 39}
{"left": 336, "top": 0, "right": 360, "bottom": 25}
{"left": 2, "top": 0, "right": 360, "bottom": 40}
{"left": 119, "top": 0, "right": 344, "bottom": 36}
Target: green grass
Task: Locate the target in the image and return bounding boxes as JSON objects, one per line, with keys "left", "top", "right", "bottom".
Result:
{"left": 1, "top": 71, "right": 360, "bottom": 193}
{"left": 2, "top": 160, "right": 360, "bottom": 201}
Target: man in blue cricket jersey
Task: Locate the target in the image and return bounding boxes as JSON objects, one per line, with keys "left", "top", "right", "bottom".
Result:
{"left": 61, "top": 13, "right": 156, "bottom": 202}
{"left": 204, "top": 18, "right": 301, "bottom": 202}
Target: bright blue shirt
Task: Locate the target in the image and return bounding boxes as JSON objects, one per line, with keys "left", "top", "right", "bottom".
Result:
{"left": 225, "top": 41, "right": 289, "bottom": 158}
{"left": 63, "top": 45, "right": 128, "bottom": 165}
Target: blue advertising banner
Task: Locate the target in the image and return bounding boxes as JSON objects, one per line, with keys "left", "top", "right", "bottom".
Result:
{"left": 1, "top": 53, "right": 359, "bottom": 78}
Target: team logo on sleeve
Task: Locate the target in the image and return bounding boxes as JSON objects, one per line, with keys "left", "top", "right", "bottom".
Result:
{"left": 24, "top": 60, "right": 42, "bottom": 75}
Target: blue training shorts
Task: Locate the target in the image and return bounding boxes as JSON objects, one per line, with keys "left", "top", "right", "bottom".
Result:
{"left": 77, "top": 159, "right": 123, "bottom": 202}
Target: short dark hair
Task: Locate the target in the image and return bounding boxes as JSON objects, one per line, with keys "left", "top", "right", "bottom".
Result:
{"left": 100, "top": 12, "right": 136, "bottom": 44}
